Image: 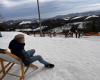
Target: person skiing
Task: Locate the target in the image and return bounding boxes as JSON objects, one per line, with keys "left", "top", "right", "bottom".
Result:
{"left": 70, "top": 25, "right": 78, "bottom": 38}
{"left": 8, "top": 34, "right": 54, "bottom": 68}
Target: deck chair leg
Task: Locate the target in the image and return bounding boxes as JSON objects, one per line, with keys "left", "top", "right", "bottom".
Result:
{"left": 0, "top": 60, "right": 5, "bottom": 74}
{"left": 0, "top": 63, "right": 14, "bottom": 80}
{"left": 24, "top": 67, "right": 29, "bottom": 75}
{"left": 30, "top": 64, "right": 38, "bottom": 69}
{"left": 0, "top": 62, "right": 11, "bottom": 74}
{"left": 20, "top": 64, "right": 25, "bottom": 80}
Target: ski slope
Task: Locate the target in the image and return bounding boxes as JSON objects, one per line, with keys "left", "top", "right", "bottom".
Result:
{"left": 0, "top": 32, "right": 100, "bottom": 80}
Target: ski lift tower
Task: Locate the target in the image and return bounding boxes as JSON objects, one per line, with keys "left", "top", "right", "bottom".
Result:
{"left": 37, "top": 0, "right": 43, "bottom": 37}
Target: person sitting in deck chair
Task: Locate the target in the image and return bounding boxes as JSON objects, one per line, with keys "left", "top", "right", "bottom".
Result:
{"left": 8, "top": 34, "right": 54, "bottom": 68}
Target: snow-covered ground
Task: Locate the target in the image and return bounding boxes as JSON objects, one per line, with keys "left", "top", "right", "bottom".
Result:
{"left": 0, "top": 32, "right": 100, "bottom": 80}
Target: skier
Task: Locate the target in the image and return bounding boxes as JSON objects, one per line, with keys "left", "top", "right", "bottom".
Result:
{"left": 70, "top": 25, "right": 78, "bottom": 38}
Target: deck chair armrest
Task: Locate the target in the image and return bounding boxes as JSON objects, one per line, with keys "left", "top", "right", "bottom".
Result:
{"left": 0, "top": 49, "right": 7, "bottom": 54}
{"left": 7, "top": 53, "right": 21, "bottom": 61}
{"left": 3, "top": 51, "right": 21, "bottom": 61}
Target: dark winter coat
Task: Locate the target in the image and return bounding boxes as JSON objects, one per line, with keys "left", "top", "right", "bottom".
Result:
{"left": 9, "top": 39, "right": 31, "bottom": 66}
{"left": 9, "top": 39, "right": 25, "bottom": 58}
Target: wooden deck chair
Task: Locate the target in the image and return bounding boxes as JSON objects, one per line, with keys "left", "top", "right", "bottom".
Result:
{"left": 0, "top": 50, "right": 38, "bottom": 80}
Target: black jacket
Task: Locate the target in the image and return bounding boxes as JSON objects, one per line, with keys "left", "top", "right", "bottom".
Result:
{"left": 9, "top": 39, "right": 31, "bottom": 66}
{"left": 9, "top": 39, "right": 25, "bottom": 58}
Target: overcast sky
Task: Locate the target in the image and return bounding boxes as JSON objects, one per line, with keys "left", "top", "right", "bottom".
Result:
{"left": 1, "top": 0, "right": 100, "bottom": 20}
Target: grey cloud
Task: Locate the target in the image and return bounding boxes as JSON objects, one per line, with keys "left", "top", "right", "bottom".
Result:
{"left": 1, "top": 0, "right": 100, "bottom": 20}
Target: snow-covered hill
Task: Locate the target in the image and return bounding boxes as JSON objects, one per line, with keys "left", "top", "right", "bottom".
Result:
{"left": 0, "top": 32, "right": 100, "bottom": 80}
